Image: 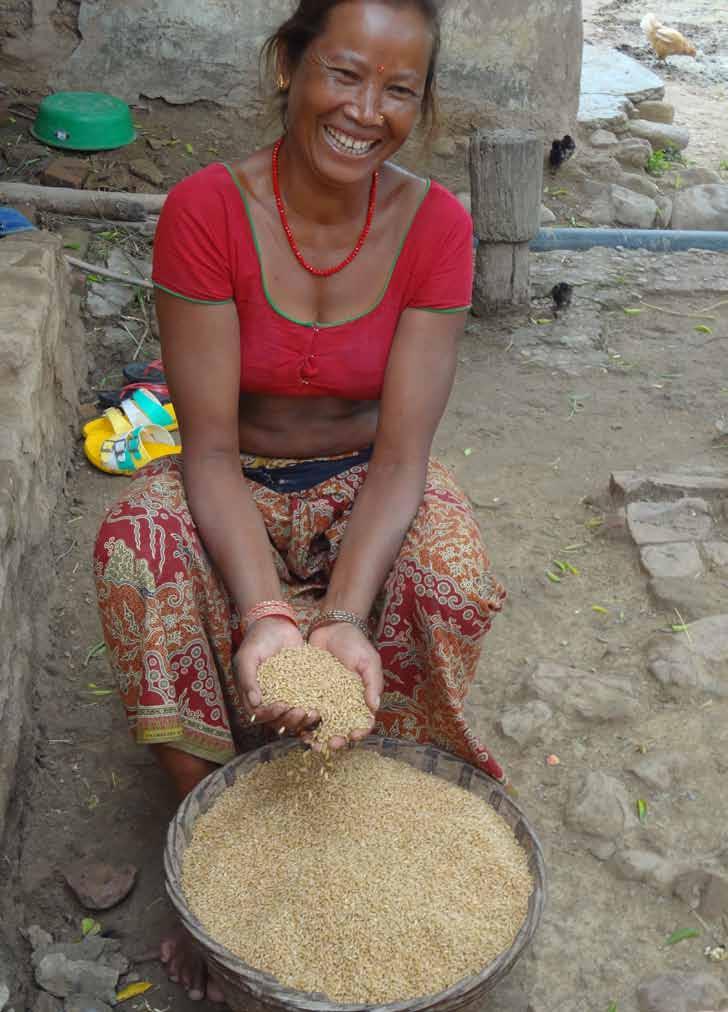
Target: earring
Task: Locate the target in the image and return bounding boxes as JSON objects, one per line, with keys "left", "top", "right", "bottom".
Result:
{"left": 277, "top": 73, "right": 289, "bottom": 91}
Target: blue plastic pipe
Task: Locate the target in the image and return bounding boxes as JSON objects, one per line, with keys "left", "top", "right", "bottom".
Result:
{"left": 529, "top": 227, "right": 728, "bottom": 254}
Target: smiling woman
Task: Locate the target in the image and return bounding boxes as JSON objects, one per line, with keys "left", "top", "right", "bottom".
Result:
{"left": 93, "top": 0, "right": 506, "bottom": 1001}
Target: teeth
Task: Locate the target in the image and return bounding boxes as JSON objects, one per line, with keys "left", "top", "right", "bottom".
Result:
{"left": 325, "top": 126, "right": 376, "bottom": 155}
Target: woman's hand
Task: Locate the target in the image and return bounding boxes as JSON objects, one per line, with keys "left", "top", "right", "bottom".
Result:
{"left": 307, "top": 622, "right": 383, "bottom": 750}
{"left": 234, "top": 618, "right": 318, "bottom": 736}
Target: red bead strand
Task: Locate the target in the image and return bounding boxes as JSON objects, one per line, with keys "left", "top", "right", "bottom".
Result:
{"left": 272, "top": 137, "right": 378, "bottom": 278}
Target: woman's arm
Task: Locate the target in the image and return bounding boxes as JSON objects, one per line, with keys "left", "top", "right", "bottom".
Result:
{"left": 322, "top": 306, "right": 466, "bottom": 616}
{"left": 157, "top": 292, "right": 282, "bottom": 612}
{"left": 157, "top": 293, "right": 308, "bottom": 727}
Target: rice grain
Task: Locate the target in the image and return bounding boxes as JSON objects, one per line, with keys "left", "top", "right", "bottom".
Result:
{"left": 183, "top": 748, "right": 533, "bottom": 1005}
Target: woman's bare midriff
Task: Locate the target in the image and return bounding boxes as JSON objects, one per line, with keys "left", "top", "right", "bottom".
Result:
{"left": 237, "top": 393, "right": 379, "bottom": 458}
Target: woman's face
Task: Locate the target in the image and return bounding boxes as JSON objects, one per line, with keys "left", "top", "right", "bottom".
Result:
{"left": 284, "top": 1, "right": 432, "bottom": 187}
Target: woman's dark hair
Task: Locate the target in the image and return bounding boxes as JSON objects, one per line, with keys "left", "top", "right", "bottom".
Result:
{"left": 261, "top": 0, "right": 441, "bottom": 131}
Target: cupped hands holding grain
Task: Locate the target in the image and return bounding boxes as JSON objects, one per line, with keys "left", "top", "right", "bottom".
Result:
{"left": 255, "top": 642, "right": 378, "bottom": 748}
{"left": 234, "top": 618, "right": 319, "bottom": 736}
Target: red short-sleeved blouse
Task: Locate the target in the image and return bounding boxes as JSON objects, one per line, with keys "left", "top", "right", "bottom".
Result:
{"left": 152, "top": 163, "right": 473, "bottom": 400}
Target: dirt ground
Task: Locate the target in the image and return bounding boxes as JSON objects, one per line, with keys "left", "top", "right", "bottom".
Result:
{"left": 3, "top": 4, "right": 728, "bottom": 1012}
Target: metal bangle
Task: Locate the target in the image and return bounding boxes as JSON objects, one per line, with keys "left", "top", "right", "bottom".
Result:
{"left": 308, "top": 609, "right": 371, "bottom": 640}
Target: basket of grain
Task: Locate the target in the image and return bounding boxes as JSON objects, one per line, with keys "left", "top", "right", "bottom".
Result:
{"left": 165, "top": 736, "right": 546, "bottom": 1012}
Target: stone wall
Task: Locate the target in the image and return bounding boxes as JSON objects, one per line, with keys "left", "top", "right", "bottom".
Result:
{"left": 0, "top": 231, "right": 84, "bottom": 842}
{"left": 2, "top": 0, "right": 583, "bottom": 186}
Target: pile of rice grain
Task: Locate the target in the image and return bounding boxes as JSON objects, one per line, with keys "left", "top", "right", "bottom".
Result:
{"left": 256, "top": 645, "right": 373, "bottom": 744}
{"left": 182, "top": 748, "right": 533, "bottom": 1005}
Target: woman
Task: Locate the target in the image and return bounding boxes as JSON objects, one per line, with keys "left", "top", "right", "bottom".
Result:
{"left": 94, "top": 0, "right": 505, "bottom": 999}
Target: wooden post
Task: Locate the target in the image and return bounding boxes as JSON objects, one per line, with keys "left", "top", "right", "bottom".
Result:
{"left": 469, "top": 128, "right": 544, "bottom": 313}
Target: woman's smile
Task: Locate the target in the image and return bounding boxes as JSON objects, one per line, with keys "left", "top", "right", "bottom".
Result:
{"left": 323, "top": 124, "right": 381, "bottom": 157}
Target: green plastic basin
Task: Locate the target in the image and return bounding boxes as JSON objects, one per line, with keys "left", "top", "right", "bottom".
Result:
{"left": 31, "top": 91, "right": 136, "bottom": 152}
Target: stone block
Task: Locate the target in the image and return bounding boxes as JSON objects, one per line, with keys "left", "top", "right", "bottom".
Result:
{"left": 627, "top": 751, "right": 688, "bottom": 790}
{"left": 672, "top": 184, "right": 728, "bottom": 231}
{"left": 619, "top": 172, "right": 660, "bottom": 199}
{"left": 583, "top": 182, "right": 657, "bottom": 229}
{"left": 581, "top": 45, "right": 665, "bottom": 104}
{"left": 628, "top": 119, "right": 690, "bottom": 152}
{"left": 129, "top": 157, "right": 164, "bottom": 188}
{"left": 498, "top": 701, "right": 553, "bottom": 746}
{"left": 637, "top": 973, "right": 727, "bottom": 1012}
{"left": 611, "top": 468, "right": 728, "bottom": 502}
{"left": 664, "top": 167, "right": 721, "bottom": 188}
{"left": 626, "top": 499, "right": 713, "bottom": 546}
{"left": 614, "top": 137, "right": 653, "bottom": 170}
{"left": 0, "top": 232, "right": 84, "bottom": 842}
{"left": 636, "top": 99, "right": 675, "bottom": 124}
{"left": 640, "top": 543, "right": 703, "bottom": 581}
{"left": 648, "top": 578, "right": 727, "bottom": 623}
{"left": 589, "top": 129, "right": 618, "bottom": 148}
{"left": 646, "top": 615, "right": 728, "bottom": 697}
{"left": 529, "top": 661, "right": 638, "bottom": 721}
{"left": 41, "top": 157, "right": 90, "bottom": 189}
{"left": 565, "top": 771, "right": 634, "bottom": 859}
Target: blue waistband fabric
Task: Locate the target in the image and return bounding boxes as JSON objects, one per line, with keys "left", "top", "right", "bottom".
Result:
{"left": 243, "top": 446, "right": 373, "bottom": 493}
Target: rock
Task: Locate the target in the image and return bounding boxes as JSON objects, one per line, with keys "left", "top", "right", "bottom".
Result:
{"left": 529, "top": 662, "right": 638, "bottom": 721}
{"left": 540, "top": 205, "right": 556, "bottom": 225}
{"left": 31, "top": 937, "right": 117, "bottom": 968}
{"left": 85, "top": 284, "right": 136, "bottom": 320}
{"left": 578, "top": 153, "right": 625, "bottom": 184}
{"left": 32, "top": 994, "right": 62, "bottom": 1012}
{"left": 34, "top": 954, "right": 118, "bottom": 1003}
{"left": 611, "top": 848, "right": 680, "bottom": 894}
{"left": 663, "top": 167, "right": 722, "bottom": 189}
{"left": 673, "top": 870, "right": 728, "bottom": 920}
{"left": 628, "top": 120, "right": 690, "bottom": 152}
{"left": 590, "top": 129, "right": 618, "bottom": 148}
{"left": 581, "top": 44, "right": 665, "bottom": 105}
{"left": 25, "top": 925, "right": 54, "bottom": 951}
{"left": 582, "top": 182, "right": 657, "bottom": 229}
{"left": 626, "top": 499, "right": 713, "bottom": 546}
{"left": 0, "top": 983, "right": 8, "bottom": 1012}
{"left": 129, "top": 157, "right": 164, "bottom": 187}
{"left": 58, "top": 226, "right": 91, "bottom": 260}
{"left": 635, "top": 100, "right": 675, "bottom": 124}
{"left": 2, "top": 141, "right": 51, "bottom": 169}
{"left": 577, "top": 93, "right": 631, "bottom": 131}
{"left": 41, "top": 157, "right": 90, "bottom": 190}
{"left": 704, "top": 542, "right": 728, "bottom": 568}
{"left": 565, "top": 771, "right": 634, "bottom": 859}
{"left": 637, "top": 973, "right": 727, "bottom": 1012}
{"left": 640, "top": 543, "right": 703, "bottom": 581}
{"left": 654, "top": 194, "right": 673, "bottom": 228}
{"left": 63, "top": 861, "right": 137, "bottom": 910}
{"left": 647, "top": 616, "right": 728, "bottom": 696}
{"left": 672, "top": 184, "right": 728, "bottom": 231}
{"left": 614, "top": 137, "right": 653, "bottom": 169}
{"left": 498, "top": 701, "right": 553, "bottom": 746}
{"left": 628, "top": 750, "right": 688, "bottom": 790}
{"left": 99, "top": 326, "right": 135, "bottom": 356}
{"left": 611, "top": 469, "right": 728, "bottom": 502}
{"left": 432, "top": 135, "right": 457, "bottom": 158}
{"left": 103, "top": 952, "right": 129, "bottom": 975}
{"left": 648, "top": 579, "right": 728, "bottom": 623}
{"left": 619, "top": 172, "right": 660, "bottom": 199}
{"left": 64, "top": 998, "right": 113, "bottom": 1012}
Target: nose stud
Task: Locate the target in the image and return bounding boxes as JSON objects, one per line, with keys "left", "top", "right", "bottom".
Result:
{"left": 377, "top": 64, "right": 385, "bottom": 74}
{"left": 378, "top": 114, "right": 385, "bottom": 124}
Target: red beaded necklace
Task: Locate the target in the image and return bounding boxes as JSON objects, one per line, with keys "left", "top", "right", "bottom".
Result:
{"left": 272, "top": 137, "right": 379, "bottom": 278}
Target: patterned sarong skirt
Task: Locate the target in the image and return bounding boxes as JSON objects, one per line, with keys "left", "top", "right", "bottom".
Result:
{"left": 93, "top": 455, "right": 507, "bottom": 782}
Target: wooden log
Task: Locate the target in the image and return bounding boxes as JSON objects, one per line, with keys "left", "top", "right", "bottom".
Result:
{"left": 469, "top": 128, "right": 544, "bottom": 243}
{"left": 472, "top": 241, "right": 530, "bottom": 315}
{"left": 0, "top": 182, "right": 166, "bottom": 220}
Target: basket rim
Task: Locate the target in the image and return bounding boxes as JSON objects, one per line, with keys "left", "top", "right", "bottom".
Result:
{"left": 164, "top": 737, "right": 547, "bottom": 1012}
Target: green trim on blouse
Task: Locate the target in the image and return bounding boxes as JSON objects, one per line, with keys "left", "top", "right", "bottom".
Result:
{"left": 222, "top": 163, "right": 432, "bottom": 329}
{"left": 415, "top": 305, "right": 471, "bottom": 315}
{"left": 154, "top": 282, "right": 234, "bottom": 306}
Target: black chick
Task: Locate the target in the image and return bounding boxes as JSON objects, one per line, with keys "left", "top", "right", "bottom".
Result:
{"left": 549, "top": 134, "right": 576, "bottom": 172}
{"left": 551, "top": 282, "right": 573, "bottom": 315}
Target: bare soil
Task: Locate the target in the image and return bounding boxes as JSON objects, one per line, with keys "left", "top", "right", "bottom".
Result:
{"left": 3, "top": 5, "right": 728, "bottom": 1011}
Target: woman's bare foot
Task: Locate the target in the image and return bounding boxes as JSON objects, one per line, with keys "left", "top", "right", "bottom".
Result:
{"left": 160, "top": 926, "right": 225, "bottom": 1003}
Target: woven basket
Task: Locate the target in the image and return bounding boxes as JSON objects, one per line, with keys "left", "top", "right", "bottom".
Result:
{"left": 164, "top": 737, "right": 546, "bottom": 1012}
